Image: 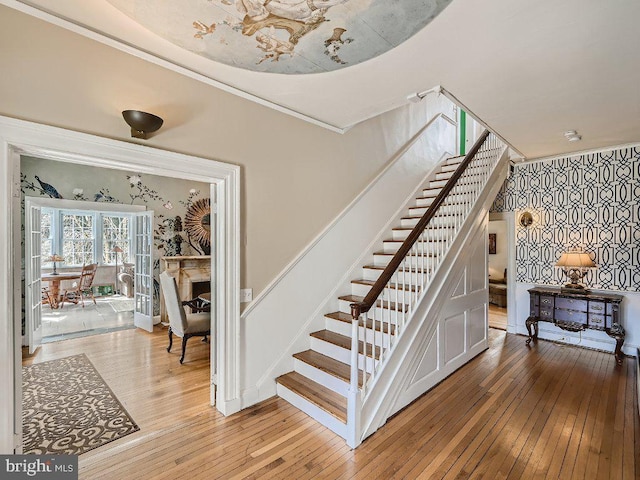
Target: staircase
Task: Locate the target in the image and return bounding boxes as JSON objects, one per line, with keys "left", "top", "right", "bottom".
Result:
{"left": 276, "top": 131, "right": 508, "bottom": 446}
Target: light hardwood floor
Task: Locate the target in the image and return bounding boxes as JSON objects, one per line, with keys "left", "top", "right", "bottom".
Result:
{"left": 488, "top": 304, "right": 508, "bottom": 330}
{"left": 22, "top": 326, "right": 638, "bottom": 479}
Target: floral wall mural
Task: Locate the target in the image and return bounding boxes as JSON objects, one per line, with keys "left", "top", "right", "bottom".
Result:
{"left": 106, "top": 0, "right": 453, "bottom": 74}
{"left": 20, "top": 156, "right": 211, "bottom": 320}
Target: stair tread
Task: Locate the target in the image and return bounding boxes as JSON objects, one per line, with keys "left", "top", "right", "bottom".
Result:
{"left": 293, "top": 349, "right": 364, "bottom": 386}
{"left": 310, "top": 329, "right": 382, "bottom": 358}
{"left": 326, "top": 311, "right": 397, "bottom": 334}
{"left": 276, "top": 371, "right": 347, "bottom": 423}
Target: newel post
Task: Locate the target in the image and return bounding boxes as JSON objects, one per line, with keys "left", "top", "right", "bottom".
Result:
{"left": 347, "top": 303, "right": 362, "bottom": 449}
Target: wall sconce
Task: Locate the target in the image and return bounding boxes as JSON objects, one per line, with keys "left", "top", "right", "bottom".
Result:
{"left": 555, "top": 250, "right": 596, "bottom": 293}
{"left": 122, "top": 110, "right": 164, "bottom": 139}
{"left": 519, "top": 211, "right": 534, "bottom": 228}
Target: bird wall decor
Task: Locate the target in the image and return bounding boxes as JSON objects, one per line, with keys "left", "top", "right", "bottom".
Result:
{"left": 35, "top": 175, "right": 63, "bottom": 199}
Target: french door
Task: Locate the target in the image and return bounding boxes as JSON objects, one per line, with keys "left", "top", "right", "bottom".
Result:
{"left": 24, "top": 200, "right": 43, "bottom": 354}
{"left": 133, "top": 210, "right": 154, "bottom": 332}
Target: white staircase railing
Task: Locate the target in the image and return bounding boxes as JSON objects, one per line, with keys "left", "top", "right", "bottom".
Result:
{"left": 347, "top": 130, "right": 506, "bottom": 447}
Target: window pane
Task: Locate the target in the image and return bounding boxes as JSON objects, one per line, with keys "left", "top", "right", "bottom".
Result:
{"left": 103, "top": 215, "right": 130, "bottom": 264}
{"left": 40, "top": 211, "right": 52, "bottom": 259}
{"left": 62, "top": 213, "right": 94, "bottom": 265}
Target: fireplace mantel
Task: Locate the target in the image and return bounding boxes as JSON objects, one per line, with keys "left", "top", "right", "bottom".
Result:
{"left": 160, "top": 255, "right": 211, "bottom": 324}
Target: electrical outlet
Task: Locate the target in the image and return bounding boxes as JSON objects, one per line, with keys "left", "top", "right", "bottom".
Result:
{"left": 240, "top": 288, "right": 253, "bottom": 303}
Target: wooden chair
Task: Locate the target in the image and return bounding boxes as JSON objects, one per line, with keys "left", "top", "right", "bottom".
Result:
{"left": 41, "top": 287, "right": 53, "bottom": 308}
{"left": 61, "top": 263, "right": 98, "bottom": 308}
{"left": 159, "top": 271, "right": 211, "bottom": 364}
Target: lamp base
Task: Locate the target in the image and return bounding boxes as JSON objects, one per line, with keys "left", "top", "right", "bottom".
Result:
{"left": 561, "top": 283, "right": 590, "bottom": 294}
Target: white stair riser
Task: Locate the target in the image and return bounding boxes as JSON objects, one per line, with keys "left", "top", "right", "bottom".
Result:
{"left": 400, "top": 215, "right": 456, "bottom": 228}
{"left": 324, "top": 317, "right": 394, "bottom": 348}
{"left": 400, "top": 212, "right": 460, "bottom": 223}
{"left": 293, "top": 358, "right": 349, "bottom": 396}
{"left": 309, "top": 337, "right": 379, "bottom": 373}
{"left": 338, "top": 299, "right": 413, "bottom": 323}
{"left": 409, "top": 204, "right": 466, "bottom": 216}
{"left": 325, "top": 315, "right": 396, "bottom": 337}
{"left": 382, "top": 241, "right": 443, "bottom": 254}
{"left": 435, "top": 171, "right": 453, "bottom": 181}
{"left": 276, "top": 384, "right": 347, "bottom": 439}
{"left": 373, "top": 252, "right": 438, "bottom": 266}
{"left": 391, "top": 229, "right": 453, "bottom": 241}
{"left": 353, "top": 285, "right": 416, "bottom": 303}
{"left": 440, "top": 163, "right": 458, "bottom": 172}
{"left": 351, "top": 281, "right": 420, "bottom": 299}
{"left": 423, "top": 183, "right": 476, "bottom": 196}
{"left": 362, "top": 267, "right": 430, "bottom": 284}
{"left": 415, "top": 193, "right": 472, "bottom": 207}
{"left": 401, "top": 216, "right": 456, "bottom": 228}
{"left": 446, "top": 156, "right": 464, "bottom": 165}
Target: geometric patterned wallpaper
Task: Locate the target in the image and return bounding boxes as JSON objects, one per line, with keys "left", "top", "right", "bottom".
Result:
{"left": 491, "top": 146, "right": 640, "bottom": 292}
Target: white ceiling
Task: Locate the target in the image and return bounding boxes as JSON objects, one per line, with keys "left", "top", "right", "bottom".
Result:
{"left": 7, "top": 0, "right": 640, "bottom": 159}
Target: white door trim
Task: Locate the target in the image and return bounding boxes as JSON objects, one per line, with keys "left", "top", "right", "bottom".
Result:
{"left": 0, "top": 115, "right": 241, "bottom": 453}
{"left": 488, "top": 211, "right": 516, "bottom": 331}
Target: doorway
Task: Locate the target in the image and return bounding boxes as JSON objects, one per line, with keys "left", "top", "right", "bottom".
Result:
{"left": 0, "top": 116, "right": 241, "bottom": 453}
{"left": 488, "top": 212, "right": 515, "bottom": 332}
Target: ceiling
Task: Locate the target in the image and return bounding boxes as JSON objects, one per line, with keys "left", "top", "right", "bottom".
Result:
{"left": 6, "top": 0, "right": 640, "bottom": 159}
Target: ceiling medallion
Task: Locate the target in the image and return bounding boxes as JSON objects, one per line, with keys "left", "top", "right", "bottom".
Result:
{"left": 107, "top": 0, "right": 453, "bottom": 74}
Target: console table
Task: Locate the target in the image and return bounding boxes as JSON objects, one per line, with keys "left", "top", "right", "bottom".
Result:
{"left": 525, "top": 287, "right": 625, "bottom": 365}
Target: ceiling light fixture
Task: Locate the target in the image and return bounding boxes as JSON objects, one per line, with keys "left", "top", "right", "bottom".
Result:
{"left": 122, "top": 110, "right": 164, "bottom": 139}
{"left": 564, "top": 130, "right": 582, "bottom": 142}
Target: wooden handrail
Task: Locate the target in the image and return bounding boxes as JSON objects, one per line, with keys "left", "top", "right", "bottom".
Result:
{"left": 350, "top": 129, "right": 490, "bottom": 318}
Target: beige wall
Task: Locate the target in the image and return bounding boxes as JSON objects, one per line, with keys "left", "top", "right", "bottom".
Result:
{"left": 0, "top": 5, "right": 448, "bottom": 296}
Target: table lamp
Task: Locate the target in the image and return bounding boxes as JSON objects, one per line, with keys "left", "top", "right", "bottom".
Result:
{"left": 47, "top": 254, "right": 64, "bottom": 275}
{"left": 555, "top": 250, "right": 596, "bottom": 293}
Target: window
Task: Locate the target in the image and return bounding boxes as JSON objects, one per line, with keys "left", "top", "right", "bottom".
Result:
{"left": 62, "top": 213, "right": 94, "bottom": 265}
{"left": 40, "top": 210, "right": 53, "bottom": 260}
{"left": 102, "top": 215, "right": 130, "bottom": 264}
{"left": 42, "top": 208, "right": 132, "bottom": 266}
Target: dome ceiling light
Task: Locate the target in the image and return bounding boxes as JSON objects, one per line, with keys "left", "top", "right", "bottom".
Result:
{"left": 107, "top": 0, "right": 454, "bottom": 74}
{"left": 564, "top": 130, "right": 582, "bottom": 142}
{"left": 122, "top": 110, "right": 164, "bottom": 139}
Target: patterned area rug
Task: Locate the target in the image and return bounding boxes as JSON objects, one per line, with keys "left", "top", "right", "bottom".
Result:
{"left": 22, "top": 354, "right": 139, "bottom": 455}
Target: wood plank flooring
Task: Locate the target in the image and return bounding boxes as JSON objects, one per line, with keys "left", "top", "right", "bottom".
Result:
{"left": 22, "top": 326, "right": 638, "bottom": 479}
{"left": 489, "top": 304, "right": 508, "bottom": 330}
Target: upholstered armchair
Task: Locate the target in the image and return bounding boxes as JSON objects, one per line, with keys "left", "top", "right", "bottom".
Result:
{"left": 117, "top": 263, "right": 135, "bottom": 298}
{"left": 159, "top": 271, "right": 211, "bottom": 364}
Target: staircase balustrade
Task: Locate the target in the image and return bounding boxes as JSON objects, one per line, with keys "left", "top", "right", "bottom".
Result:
{"left": 348, "top": 130, "right": 505, "bottom": 442}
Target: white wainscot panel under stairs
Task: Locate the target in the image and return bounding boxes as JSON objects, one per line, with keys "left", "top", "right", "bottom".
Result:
{"left": 276, "top": 135, "right": 509, "bottom": 447}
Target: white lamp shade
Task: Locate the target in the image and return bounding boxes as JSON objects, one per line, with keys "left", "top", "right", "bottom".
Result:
{"left": 555, "top": 252, "right": 595, "bottom": 268}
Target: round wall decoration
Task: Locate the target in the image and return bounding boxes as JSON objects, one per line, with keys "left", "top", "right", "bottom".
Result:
{"left": 106, "top": 0, "right": 453, "bottom": 74}
{"left": 184, "top": 198, "right": 211, "bottom": 253}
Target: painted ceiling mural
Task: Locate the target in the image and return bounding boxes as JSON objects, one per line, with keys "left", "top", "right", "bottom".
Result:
{"left": 107, "top": 0, "right": 453, "bottom": 74}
